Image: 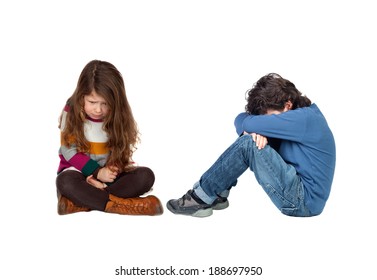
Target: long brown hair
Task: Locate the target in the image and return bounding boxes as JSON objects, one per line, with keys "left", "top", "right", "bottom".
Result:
{"left": 60, "top": 60, "right": 139, "bottom": 172}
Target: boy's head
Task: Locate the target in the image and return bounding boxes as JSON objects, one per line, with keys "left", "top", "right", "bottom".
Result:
{"left": 245, "top": 73, "right": 311, "bottom": 115}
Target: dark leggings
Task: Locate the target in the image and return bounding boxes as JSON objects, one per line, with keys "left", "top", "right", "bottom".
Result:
{"left": 56, "top": 167, "right": 155, "bottom": 211}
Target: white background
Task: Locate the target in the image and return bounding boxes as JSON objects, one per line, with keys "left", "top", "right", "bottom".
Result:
{"left": 1, "top": 0, "right": 376, "bottom": 279}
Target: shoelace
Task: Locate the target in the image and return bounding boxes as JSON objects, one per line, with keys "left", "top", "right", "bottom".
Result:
{"left": 179, "top": 191, "right": 193, "bottom": 206}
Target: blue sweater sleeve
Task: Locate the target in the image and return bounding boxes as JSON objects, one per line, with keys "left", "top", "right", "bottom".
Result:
{"left": 234, "top": 109, "right": 308, "bottom": 142}
{"left": 234, "top": 112, "right": 250, "bottom": 136}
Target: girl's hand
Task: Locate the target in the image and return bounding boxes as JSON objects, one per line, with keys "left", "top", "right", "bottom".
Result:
{"left": 97, "top": 166, "right": 119, "bottom": 183}
{"left": 86, "top": 175, "right": 107, "bottom": 190}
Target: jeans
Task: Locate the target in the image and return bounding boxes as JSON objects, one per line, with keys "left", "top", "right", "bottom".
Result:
{"left": 193, "top": 135, "right": 310, "bottom": 217}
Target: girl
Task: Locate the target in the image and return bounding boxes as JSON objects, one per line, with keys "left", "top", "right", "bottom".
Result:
{"left": 56, "top": 60, "right": 163, "bottom": 216}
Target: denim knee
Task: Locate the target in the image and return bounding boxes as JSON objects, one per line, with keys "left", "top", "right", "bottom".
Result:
{"left": 237, "top": 134, "right": 256, "bottom": 150}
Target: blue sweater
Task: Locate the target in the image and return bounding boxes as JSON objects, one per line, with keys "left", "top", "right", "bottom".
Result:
{"left": 234, "top": 104, "right": 336, "bottom": 215}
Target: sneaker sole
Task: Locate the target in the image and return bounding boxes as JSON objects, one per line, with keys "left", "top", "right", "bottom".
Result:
{"left": 212, "top": 200, "right": 229, "bottom": 210}
{"left": 191, "top": 208, "right": 213, "bottom": 217}
{"left": 166, "top": 201, "right": 213, "bottom": 217}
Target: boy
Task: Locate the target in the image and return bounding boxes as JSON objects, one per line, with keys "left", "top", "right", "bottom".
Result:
{"left": 167, "top": 73, "right": 336, "bottom": 217}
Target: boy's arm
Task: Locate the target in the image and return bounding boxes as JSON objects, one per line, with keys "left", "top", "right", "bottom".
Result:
{"left": 234, "top": 112, "right": 250, "bottom": 136}
{"left": 234, "top": 109, "right": 307, "bottom": 142}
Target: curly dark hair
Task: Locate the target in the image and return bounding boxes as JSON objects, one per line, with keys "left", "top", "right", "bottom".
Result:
{"left": 245, "top": 73, "right": 311, "bottom": 115}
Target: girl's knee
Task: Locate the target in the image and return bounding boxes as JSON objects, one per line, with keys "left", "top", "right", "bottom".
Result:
{"left": 135, "top": 166, "right": 154, "bottom": 177}
{"left": 131, "top": 166, "right": 155, "bottom": 192}
{"left": 56, "top": 170, "right": 84, "bottom": 193}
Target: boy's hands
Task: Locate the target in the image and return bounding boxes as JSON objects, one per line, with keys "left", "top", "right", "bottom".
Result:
{"left": 244, "top": 132, "right": 268, "bottom": 149}
{"left": 97, "top": 166, "right": 119, "bottom": 183}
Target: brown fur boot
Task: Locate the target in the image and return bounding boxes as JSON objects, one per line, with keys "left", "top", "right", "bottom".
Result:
{"left": 57, "top": 194, "right": 91, "bottom": 215}
{"left": 105, "top": 194, "right": 163, "bottom": 216}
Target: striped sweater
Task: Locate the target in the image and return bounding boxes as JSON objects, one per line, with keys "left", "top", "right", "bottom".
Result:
{"left": 57, "top": 105, "right": 109, "bottom": 176}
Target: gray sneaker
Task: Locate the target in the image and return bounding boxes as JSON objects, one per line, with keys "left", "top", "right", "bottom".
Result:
{"left": 166, "top": 190, "right": 213, "bottom": 217}
{"left": 212, "top": 196, "right": 229, "bottom": 210}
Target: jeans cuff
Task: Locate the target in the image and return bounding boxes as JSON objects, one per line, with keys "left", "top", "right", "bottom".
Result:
{"left": 193, "top": 181, "right": 216, "bottom": 205}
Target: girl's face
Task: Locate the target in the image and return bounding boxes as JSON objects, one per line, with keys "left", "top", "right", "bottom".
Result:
{"left": 84, "top": 91, "right": 109, "bottom": 120}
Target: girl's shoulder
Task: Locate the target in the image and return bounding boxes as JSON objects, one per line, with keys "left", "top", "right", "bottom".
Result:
{"left": 59, "top": 99, "right": 72, "bottom": 130}
{"left": 63, "top": 98, "right": 72, "bottom": 112}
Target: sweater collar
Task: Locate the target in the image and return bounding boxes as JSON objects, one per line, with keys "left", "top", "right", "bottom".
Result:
{"left": 86, "top": 115, "right": 104, "bottom": 123}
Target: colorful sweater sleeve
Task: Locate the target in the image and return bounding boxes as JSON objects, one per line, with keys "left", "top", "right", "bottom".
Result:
{"left": 58, "top": 103, "right": 100, "bottom": 176}
{"left": 59, "top": 144, "right": 100, "bottom": 176}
